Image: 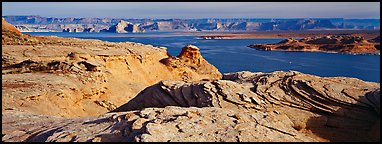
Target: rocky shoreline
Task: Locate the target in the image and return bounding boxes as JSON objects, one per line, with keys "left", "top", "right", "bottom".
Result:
{"left": 2, "top": 18, "right": 380, "bottom": 142}
{"left": 248, "top": 35, "right": 380, "bottom": 55}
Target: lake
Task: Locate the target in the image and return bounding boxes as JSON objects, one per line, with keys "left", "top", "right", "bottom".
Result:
{"left": 25, "top": 32, "right": 380, "bottom": 83}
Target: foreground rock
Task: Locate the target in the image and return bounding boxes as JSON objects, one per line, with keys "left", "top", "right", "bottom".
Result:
{"left": 3, "top": 71, "right": 379, "bottom": 142}
{"left": 2, "top": 19, "right": 221, "bottom": 117}
{"left": 2, "top": 106, "right": 317, "bottom": 142}
{"left": 114, "top": 71, "right": 380, "bottom": 142}
{"left": 248, "top": 35, "right": 380, "bottom": 55}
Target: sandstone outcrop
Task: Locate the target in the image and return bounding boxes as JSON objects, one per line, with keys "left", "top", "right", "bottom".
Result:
{"left": 2, "top": 18, "right": 43, "bottom": 45}
{"left": 159, "top": 45, "right": 222, "bottom": 82}
{"left": 2, "top": 17, "right": 22, "bottom": 35}
{"left": 2, "top": 19, "right": 221, "bottom": 117}
{"left": 2, "top": 71, "right": 379, "bottom": 142}
{"left": 248, "top": 35, "right": 380, "bottom": 54}
{"left": 2, "top": 106, "right": 317, "bottom": 142}
{"left": 106, "top": 20, "right": 144, "bottom": 33}
{"left": 113, "top": 71, "right": 380, "bottom": 142}
{"left": 115, "top": 70, "right": 379, "bottom": 141}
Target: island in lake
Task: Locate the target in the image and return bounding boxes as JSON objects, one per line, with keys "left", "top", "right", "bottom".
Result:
{"left": 248, "top": 35, "right": 380, "bottom": 55}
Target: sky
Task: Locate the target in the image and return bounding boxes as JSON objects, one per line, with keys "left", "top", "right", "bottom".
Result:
{"left": 2, "top": 2, "right": 380, "bottom": 19}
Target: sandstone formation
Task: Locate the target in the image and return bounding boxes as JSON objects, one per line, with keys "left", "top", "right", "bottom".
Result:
{"left": 2, "top": 71, "right": 380, "bottom": 142}
{"left": 159, "top": 45, "right": 222, "bottom": 82}
{"left": 113, "top": 71, "right": 380, "bottom": 142}
{"left": 2, "top": 19, "right": 221, "bottom": 117}
{"left": 248, "top": 35, "right": 380, "bottom": 54}
{"left": 2, "top": 18, "right": 42, "bottom": 45}
{"left": 2, "top": 17, "right": 22, "bottom": 35}
{"left": 106, "top": 20, "right": 144, "bottom": 33}
{"left": 2, "top": 19, "right": 380, "bottom": 142}
{"left": 2, "top": 106, "right": 317, "bottom": 142}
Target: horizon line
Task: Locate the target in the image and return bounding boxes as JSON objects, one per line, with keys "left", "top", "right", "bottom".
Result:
{"left": 2, "top": 15, "right": 381, "bottom": 20}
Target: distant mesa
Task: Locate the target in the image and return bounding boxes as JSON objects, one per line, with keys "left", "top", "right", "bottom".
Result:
{"left": 60, "top": 20, "right": 144, "bottom": 33}
{"left": 3, "top": 16, "right": 380, "bottom": 33}
{"left": 248, "top": 35, "right": 380, "bottom": 55}
{"left": 104, "top": 20, "right": 145, "bottom": 33}
{"left": 2, "top": 16, "right": 381, "bottom": 142}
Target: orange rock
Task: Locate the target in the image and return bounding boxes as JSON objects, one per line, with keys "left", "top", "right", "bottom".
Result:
{"left": 2, "top": 18, "right": 22, "bottom": 35}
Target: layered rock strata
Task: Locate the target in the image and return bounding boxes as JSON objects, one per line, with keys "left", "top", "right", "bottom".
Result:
{"left": 106, "top": 20, "right": 144, "bottom": 33}
{"left": 2, "top": 71, "right": 380, "bottom": 142}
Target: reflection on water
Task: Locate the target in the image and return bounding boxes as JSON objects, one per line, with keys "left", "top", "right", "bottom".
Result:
{"left": 25, "top": 32, "right": 380, "bottom": 82}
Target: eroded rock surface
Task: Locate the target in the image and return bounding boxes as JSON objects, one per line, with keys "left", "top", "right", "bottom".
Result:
{"left": 2, "top": 17, "right": 22, "bottom": 35}
{"left": 2, "top": 19, "right": 221, "bottom": 117}
{"left": 3, "top": 71, "right": 379, "bottom": 142}
{"left": 113, "top": 71, "right": 380, "bottom": 142}
{"left": 159, "top": 45, "right": 222, "bottom": 82}
{"left": 2, "top": 106, "right": 317, "bottom": 142}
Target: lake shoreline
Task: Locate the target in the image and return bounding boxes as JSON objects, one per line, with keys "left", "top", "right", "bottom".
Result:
{"left": 24, "top": 31, "right": 380, "bottom": 83}
{"left": 184, "top": 30, "right": 381, "bottom": 39}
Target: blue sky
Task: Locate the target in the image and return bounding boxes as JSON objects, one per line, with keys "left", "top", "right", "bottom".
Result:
{"left": 2, "top": 2, "right": 380, "bottom": 19}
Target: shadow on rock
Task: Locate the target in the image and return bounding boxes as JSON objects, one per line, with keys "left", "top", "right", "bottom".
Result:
{"left": 306, "top": 89, "right": 380, "bottom": 142}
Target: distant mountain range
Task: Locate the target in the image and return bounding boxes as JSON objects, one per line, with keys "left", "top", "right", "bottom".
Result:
{"left": 2, "top": 16, "right": 380, "bottom": 33}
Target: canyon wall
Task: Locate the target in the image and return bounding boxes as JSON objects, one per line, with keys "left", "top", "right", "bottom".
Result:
{"left": 3, "top": 16, "right": 380, "bottom": 32}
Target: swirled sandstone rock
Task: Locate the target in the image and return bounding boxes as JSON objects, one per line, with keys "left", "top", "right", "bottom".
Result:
{"left": 2, "top": 106, "right": 317, "bottom": 142}
{"left": 2, "top": 71, "right": 379, "bottom": 142}
{"left": 113, "top": 71, "right": 380, "bottom": 142}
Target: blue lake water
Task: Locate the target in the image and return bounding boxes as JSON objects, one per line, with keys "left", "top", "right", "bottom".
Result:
{"left": 25, "top": 32, "right": 380, "bottom": 83}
